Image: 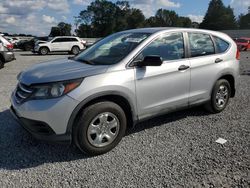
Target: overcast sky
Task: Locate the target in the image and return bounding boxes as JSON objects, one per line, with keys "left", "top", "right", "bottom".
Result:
{"left": 0, "top": 0, "right": 248, "bottom": 36}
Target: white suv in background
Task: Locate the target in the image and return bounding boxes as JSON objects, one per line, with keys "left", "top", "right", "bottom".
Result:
{"left": 33, "top": 36, "right": 86, "bottom": 55}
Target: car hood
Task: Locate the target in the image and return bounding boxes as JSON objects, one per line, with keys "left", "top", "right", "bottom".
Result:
{"left": 19, "top": 58, "right": 109, "bottom": 85}
{"left": 36, "top": 40, "right": 47, "bottom": 45}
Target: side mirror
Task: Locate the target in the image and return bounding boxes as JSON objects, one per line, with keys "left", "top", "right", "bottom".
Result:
{"left": 135, "top": 56, "right": 163, "bottom": 67}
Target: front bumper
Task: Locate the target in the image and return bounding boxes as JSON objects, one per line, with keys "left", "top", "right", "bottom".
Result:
{"left": 10, "top": 106, "right": 71, "bottom": 144}
{"left": 32, "top": 46, "right": 39, "bottom": 53}
{"left": 10, "top": 93, "right": 79, "bottom": 144}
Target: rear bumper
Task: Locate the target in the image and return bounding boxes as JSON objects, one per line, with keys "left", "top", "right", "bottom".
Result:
{"left": 2, "top": 51, "right": 15, "bottom": 62}
{"left": 10, "top": 105, "right": 71, "bottom": 144}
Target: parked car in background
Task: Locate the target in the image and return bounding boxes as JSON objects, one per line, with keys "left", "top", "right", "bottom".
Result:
{"left": 0, "top": 35, "right": 15, "bottom": 69}
{"left": 16, "top": 36, "right": 49, "bottom": 51}
{"left": 234, "top": 38, "right": 250, "bottom": 51}
{"left": 11, "top": 28, "right": 239, "bottom": 155}
{"left": 5, "top": 37, "right": 20, "bottom": 44}
{"left": 5, "top": 36, "right": 15, "bottom": 44}
{"left": 84, "top": 38, "right": 99, "bottom": 48}
{"left": 33, "top": 36, "right": 86, "bottom": 55}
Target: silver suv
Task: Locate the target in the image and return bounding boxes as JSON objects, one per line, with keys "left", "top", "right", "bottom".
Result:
{"left": 10, "top": 28, "right": 240, "bottom": 155}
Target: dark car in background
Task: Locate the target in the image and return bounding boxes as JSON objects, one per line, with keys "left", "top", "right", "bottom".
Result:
{"left": 16, "top": 36, "right": 49, "bottom": 51}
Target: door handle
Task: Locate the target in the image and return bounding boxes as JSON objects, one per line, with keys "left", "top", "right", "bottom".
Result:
{"left": 215, "top": 58, "right": 223, "bottom": 63}
{"left": 178, "top": 65, "right": 190, "bottom": 71}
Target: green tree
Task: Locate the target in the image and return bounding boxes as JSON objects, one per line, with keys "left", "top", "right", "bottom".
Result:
{"left": 145, "top": 9, "right": 191, "bottom": 27}
{"left": 127, "top": 8, "right": 145, "bottom": 29}
{"left": 200, "top": 0, "right": 237, "bottom": 30}
{"left": 49, "top": 22, "right": 72, "bottom": 37}
{"left": 76, "top": 24, "right": 94, "bottom": 38}
{"left": 57, "top": 22, "right": 72, "bottom": 36}
{"left": 75, "top": 0, "right": 146, "bottom": 37}
{"left": 155, "top": 9, "right": 179, "bottom": 26}
{"left": 177, "top": 16, "right": 192, "bottom": 27}
{"left": 49, "top": 27, "right": 61, "bottom": 37}
{"left": 113, "top": 1, "right": 130, "bottom": 32}
{"left": 239, "top": 13, "right": 250, "bottom": 29}
{"left": 88, "top": 0, "right": 117, "bottom": 37}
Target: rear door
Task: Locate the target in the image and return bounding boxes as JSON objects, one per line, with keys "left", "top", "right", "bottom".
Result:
{"left": 68, "top": 37, "right": 79, "bottom": 49}
{"left": 50, "top": 38, "right": 68, "bottom": 51}
{"left": 134, "top": 32, "right": 190, "bottom": 119}
{"left": 187, "top": 32, "right": 226, "bottom": 105}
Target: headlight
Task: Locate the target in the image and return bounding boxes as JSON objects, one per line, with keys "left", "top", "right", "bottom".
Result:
{"left": 32, "top": 79, "right": 82, "bottom": 99}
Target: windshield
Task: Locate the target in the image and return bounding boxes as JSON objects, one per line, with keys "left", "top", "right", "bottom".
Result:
{"left": 74, "top": 32, "right": 151, "bottom": 65}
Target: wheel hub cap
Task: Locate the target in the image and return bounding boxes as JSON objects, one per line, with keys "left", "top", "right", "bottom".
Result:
{"left": 215, "top": 85, "right": 228, "bottom": 108}
{"left": 87, "top": 112, "right": 120, "bottom": 147}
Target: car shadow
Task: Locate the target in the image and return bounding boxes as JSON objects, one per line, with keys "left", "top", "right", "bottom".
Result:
{"left": 0, "top": 109, "right": 88, "bottom": 170}
{"left": 20, "top": 53, "right": 71, "bottom": 56}
{"left": 0, "top": 106, "right": 210, "bottom": 170}
{"left": 241, "top": 70, "right": 250, "bottom": 76}
{"left": 126, "top": 106, "right": 210, "bottom": 135}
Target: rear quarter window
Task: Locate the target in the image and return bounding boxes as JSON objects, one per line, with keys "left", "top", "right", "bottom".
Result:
{"left": 213, "top": 36, "right": 229, "bottom": 53}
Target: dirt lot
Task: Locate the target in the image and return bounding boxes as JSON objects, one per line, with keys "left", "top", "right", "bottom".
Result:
{"left": 0, "top": 51, "right": 249, "bottom": 187}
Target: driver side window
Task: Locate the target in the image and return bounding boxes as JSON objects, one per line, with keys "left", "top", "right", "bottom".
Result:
{"left": 136, "top": 32, "right": 185, "bottom": 62}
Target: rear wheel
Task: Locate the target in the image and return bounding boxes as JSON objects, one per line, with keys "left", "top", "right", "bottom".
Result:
{"left": 73, "top": 101, "right": 127, "bottom": 155}
{"left": 0, "top": 57, "right": 4, "bottom": 69}
{"left": 205, "top": 79, "right": 231, "bottom": 113}
{"left": 71, "top": 46, "right": 80, "bottom": 55}
{"left": 39, "top": 47, "right": 49, "bottom": 55}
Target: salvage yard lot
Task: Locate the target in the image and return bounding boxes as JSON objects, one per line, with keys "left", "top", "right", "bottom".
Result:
{"left": 0, "top": 51, "right": 249, "bottom": 187}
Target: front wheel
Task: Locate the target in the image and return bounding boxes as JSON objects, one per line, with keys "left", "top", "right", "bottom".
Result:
{"left": 205, "top": 79, "right": 231, "bottom": 113}
{"left": 73, "top": 101, "right": 127, "bottom": 155}
{"left": 39, "top": 47, "right": 49, "bottom": 55}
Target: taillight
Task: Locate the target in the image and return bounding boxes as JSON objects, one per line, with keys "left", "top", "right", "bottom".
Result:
{"left": 6, "top": 43, "right": 13, "bottom": 49}
{"left": 236, "top": 48, "right": 240, "bottom": 60}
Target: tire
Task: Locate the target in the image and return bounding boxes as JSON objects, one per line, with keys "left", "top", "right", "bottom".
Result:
{"left": 39, "top": 47, "right": 49, "bottom": 55}
{"left": 73, "top": 101, "right": 127, "bottom": 155}
{"left": 205, "top": 79, "right": 231, "bottom": 113}
{"left": 0, "top": 57, "right": 4, "bottom": 69}
{"left": 24, "top": 45, "right": 32, "bottom": 51}
{"left": 71, "top": 46, "right": 80, "bottom": 55}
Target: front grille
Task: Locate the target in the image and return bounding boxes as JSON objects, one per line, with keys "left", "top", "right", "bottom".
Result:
{"left": 14, "top": 82, "right": 34, "bottom": 104}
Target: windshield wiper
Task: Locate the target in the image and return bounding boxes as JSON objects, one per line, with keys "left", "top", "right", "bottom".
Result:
{"left": 68, "top": 56, "right": 93, "bottom": 65}
{"left": 73, "top": 58, "right": 94, "bottom": 65}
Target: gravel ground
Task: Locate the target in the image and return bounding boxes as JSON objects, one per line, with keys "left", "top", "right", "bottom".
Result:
{"left": 0, "top": 51, "right": 249, "bottom": 187}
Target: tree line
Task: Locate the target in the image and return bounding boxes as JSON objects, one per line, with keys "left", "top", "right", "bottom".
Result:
{"left": 49, "top": 0, "right": 250, "bottom": 38}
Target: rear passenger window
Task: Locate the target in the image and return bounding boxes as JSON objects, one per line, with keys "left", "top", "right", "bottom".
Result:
{"left": 70, "top": 38, "right": 78, "bottom": 42}
{"left": 52, "top": 38, "right": 64, "bottom": 43}
{"left": 62, "top": 38, "right": 72, "bottom": 42}
{"left": 213, "top": 36, "right": 229, "bottom": 53}
{"left": 188, "top": 33, "right": 215, "bottom": 57}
